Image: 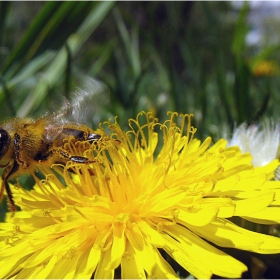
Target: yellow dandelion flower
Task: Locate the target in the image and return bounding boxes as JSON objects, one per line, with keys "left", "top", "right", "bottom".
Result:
{"left": 1, "top": 112, "right": 280, "bottom": 279}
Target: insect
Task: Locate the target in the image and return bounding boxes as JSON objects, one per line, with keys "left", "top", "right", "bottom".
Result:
{"left": 0, "top": 79, "right": 108, "bottom": 213}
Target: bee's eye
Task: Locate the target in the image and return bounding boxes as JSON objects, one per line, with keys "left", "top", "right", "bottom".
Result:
{"left": 0, "top": 129, "right": 10, "bottom": 159}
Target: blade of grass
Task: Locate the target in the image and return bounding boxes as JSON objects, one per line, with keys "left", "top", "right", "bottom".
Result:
{"left": 16, "top": 1, "right": 115, "bottom": 118}
{"left": 0, "top": 2, "right": 12, "bottom": 54}
{"left": 231, "top": 2, "right": 250, "bottom": 56}
{"left": 113, "top": 8, "right": 141, "bottom": 78}
{"left": 201, "top": 2, "right": 236, "bottom": 127}
{"left": 232, "top": 2, "right": 251, "bottom": 124}
{"left": 1, "top": 2, "right": 96, "bottom": 78}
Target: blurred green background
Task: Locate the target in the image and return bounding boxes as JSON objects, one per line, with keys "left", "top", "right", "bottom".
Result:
{"left": 2, "top": 1, "right": 280, "bottom": 278}
{"left": 1, "top": 1, "right": 280, "bottom": 140}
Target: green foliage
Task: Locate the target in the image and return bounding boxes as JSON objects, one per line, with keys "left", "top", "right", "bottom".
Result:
{"left": 1, "top": 2, "right": 280, "bottom": 136}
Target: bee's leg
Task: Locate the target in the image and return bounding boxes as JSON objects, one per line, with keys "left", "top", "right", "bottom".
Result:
{"left": 14, "top": 133, "right": 28, "bottom": 167}
{"left": 53, "top": 148, "right": 94, "bottom": 164}
{"left": 0, "top": 179, "right": 4, "bottom": 202}
{"left": 35, "top": 148, "right": 94, "bottom": 164}
{"left": 61, "top": 149, "right": 96, "bottom": 163}
{"left": 69, "top": 155, "right": 93, "bottom": 163}
{"left": 1, "top": 161, "right": 19, "bottom": 213}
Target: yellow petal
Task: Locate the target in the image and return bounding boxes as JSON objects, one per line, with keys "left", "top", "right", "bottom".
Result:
{"left": 111, "top": 225, "right": 126, "bottom": 269}
{"left": 125, "top": 224, "right": 144, "bottom": 250}
{"left": 178, "top": 207, "right": 218, "bottom": 226}
{"left": 74, "top": 247, "right": 101, "bottom": 278}
{"left": 94, "top": 248, "right": 114, "bottom": 279}
{"left": 243, "top": 207, "right": 280, "bottom": 224}
{"left": 0, "top": 257, "right": 27, "bottom": 278}
{"left": 121, "top": 242, "right": 146, "bottom": 278}
{"left": 163, "top": 224, "right": 247, "bottom": 279}
{"left": 234, "top": 191, "right": 275, "bottom": 216}
{"left": 164, "top": 234, "right": 212, "bottom": 279}
{"left": 138, "top": 221, "right": 165, "bottom": 247}
{"left": 192, "top": 219, "right": 280, "bottom": 253}
{"left": 134, "top": 243, "right": 179, "bottom": 279}
{"left": 194, "top": 197, "right": 235, "bottom": 218}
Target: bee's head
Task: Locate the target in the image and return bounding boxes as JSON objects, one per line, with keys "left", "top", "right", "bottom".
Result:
{"left": 0, "top": 129, "right": 11, "bottom": 160}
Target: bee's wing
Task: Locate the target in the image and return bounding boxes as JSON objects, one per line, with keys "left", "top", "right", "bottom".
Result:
{"left": 59, "top": 78, "right": 109, "bottom": 124}
{"left": 45, "top": 78, "right": 110, "bottom": 141}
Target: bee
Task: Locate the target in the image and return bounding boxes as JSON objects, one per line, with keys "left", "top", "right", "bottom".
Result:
{"left": 0, "top": 79, "right": 108, "bottom": 212}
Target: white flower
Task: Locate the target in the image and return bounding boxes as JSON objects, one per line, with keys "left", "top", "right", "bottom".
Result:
{"left": 227, "top": 120, "right": 280, "bottom": 167}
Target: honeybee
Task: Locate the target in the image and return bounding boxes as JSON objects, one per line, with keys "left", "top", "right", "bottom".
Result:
{"left": 0, "top": 79, "right": 108, "bottom": 212}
